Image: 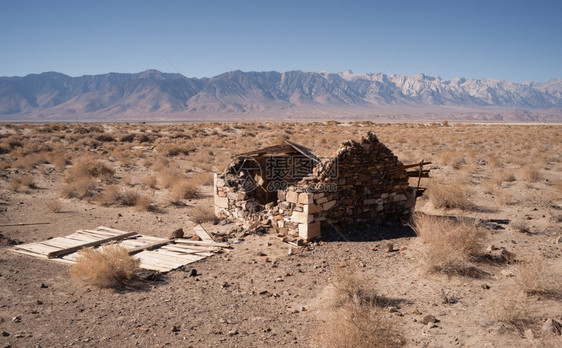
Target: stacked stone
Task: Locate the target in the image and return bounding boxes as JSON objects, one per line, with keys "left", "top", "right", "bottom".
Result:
{"left": 214, "top": 132, "right": 418, "bottom": 241}
{"left": 214, "top": 173, "right": 252, "bottom": 220}
{"left": 276, "top": 132, "right": 417, "bottom": 240}
{"left": 271, "top": 189, "right": 320, "bottom": 240}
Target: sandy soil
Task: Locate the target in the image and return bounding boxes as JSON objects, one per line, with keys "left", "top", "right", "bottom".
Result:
{"left": 0, "top": 122, "right": 561, "bottom": 348}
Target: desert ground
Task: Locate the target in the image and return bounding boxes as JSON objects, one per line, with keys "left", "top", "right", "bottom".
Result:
{"left": 0, "top": 121, "right": 561, "bottom": 348}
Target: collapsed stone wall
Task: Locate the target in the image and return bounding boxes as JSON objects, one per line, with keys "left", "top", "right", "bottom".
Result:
{"left": 214, "top": 132, "right": 417, "bottom": 240}
{"left": 273, "top": 132, "right": 416, "bottom": 239}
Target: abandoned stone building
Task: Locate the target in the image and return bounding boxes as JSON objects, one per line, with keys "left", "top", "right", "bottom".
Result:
{"left": 214, "top": 132, "right": 427, "bottom": 240}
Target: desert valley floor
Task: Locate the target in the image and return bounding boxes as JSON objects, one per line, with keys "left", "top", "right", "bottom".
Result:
{"left": 0, "top": 121, "right": 561, "bottom": 347}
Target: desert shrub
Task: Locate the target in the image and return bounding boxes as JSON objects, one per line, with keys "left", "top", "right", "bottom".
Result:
{"left": 190, "top": 205, "right": 215, "bottom": 224}
{"left": 64, "top": 158, "right": 114, "bottom": 183}
{"left": 10, "top": 175, "right": 36, "bottom": 192}
{"left": 46, "top": 151, "right": 69, "bottom": 171}
{"left": 70, "top": 245, "right": 140, "bottom": 288}
{"left": 99, "top": 185, "right": 140, "bottom": 206}
{"left": 513, "top": 254, "right": 558, "bottom": 296}
{"left": 158, "top": 169, "right": 183, "bottom": 189}
{"left": 315, "top": 272, "right": 405, "bottom": 348}
{"left": 134, "top": 194, "right": 156, "bottom": 212}
{"left": 162, "top": 145, "right": 191, "bottom": 157}
{"left": 520, "top": 165, "right": 541, "bottom": 182}
{"left": 120, "top": 133, "right": 136, "bottom": 142}
{"left": 142, "top": 175, "right": 158, "bottom": 189}
{"left": 412, "top": 213, "right": 487, "bottom": 274}
{"left": 169, "top": 180, "right": 201, "bottom": 204}
{"left": 95, "top": 134, "right": 115, "bottom": 142}
{"left": 426, "top": 182, "right": 474, "bottom": 210}
{"left": 61, "top": 177, "right": 97, "bottom": 199}
{"left": 46, "top": 199, "right": 63, "bottom": 213}
{"left": 191, "top": 172, "right": 213, "bottom": 186}
{"left": 488, "top": 289, "right": 529, "bottom": 324}
{"left": 437, "top": 150, "right": 466, "bottom": 169}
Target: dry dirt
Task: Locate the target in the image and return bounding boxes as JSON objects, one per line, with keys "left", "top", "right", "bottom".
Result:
{"left": 0, "top": 122, "right": 561, "bottom": 348}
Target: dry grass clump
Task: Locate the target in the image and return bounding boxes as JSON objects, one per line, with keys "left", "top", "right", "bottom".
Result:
{"left": 437, "top": 150, "right": 466, "bottom": 169}
{"left": 141, "top": 175, "right": 158, "bottom": 189}
{"left": 190, "top": 205, "right": 215, "bottom": 224}
{"left": 99, "top": 185, "right": 141, "bottom": 206}
{"left": 513, "top": 254, "right": 559, "bottom": 296}
{"left": 9, "top": 175, "right": 36, "bottom": 192}
{"left": 315, "top": 272, "right": 405, "bottom": 348}
{"left": 412, "top": 213, "right": 487, "bottom": 275}
{"left": 46, "top": 199, "right": 63, "bottom": 213}
{"left": 61, "top": 177, "right": 97, "bottom": 199}
{"left": 488, "top": 289, "right": 529, "bottom": 324}
{"left": 70, "top": 245, "right": 140, "bottom": 288}
{"left": 169, "top": 180, "right": 201, "bottom": 204}
{"left": 64, "top": 158, "right": 114, "bottom": 183}
{"left": 426, "top": 181, "right": 474, "bottom": 210}
{"left": 520, "top": 165, "right": 541, "bottom": 182}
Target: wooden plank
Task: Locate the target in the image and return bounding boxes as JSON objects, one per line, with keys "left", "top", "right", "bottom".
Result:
{"left": 0, "top": 222, "right": 50, "bottom": 227}
{"left": 151, "top": 249, "right": 209, "bottom": 260}
{"left": 127, "top": 240, "right": 172, "bottom": 255}
{"left": 80, "top": 229, "right": 123, "bottom": 237}
{"left": 403, "top": 161, "right": 432, "bottom": 169}
{"left": 12, "top": 248, "right": 51, "bottom": 259}
{"left": 174, "top": 239, "right": 231, "bottom": 248}
{"left": 47, "top": 231, "right": 137, "bottom": 259}
{"left": 138, "top": 256, "right": 206, "bottom": 271}
{"left": 39, "top": 239, "right": 82, "bottom": 249}
{"left": 13, "top": 243, "right": 60, "bottom": 254}
{"left": 96, "top": 226, "right": 136, "bottom": 235}
{"left": 64, "top": 234, "right": 99, "bottom": 243}
{"left": 193, "top": 225, "right": 214, "bottom": 242}
{"left": 164, "top": 245, "right": 220, "bottom": 253}
{"left": 146, "top": 250, "right": 204, "bottom": 262}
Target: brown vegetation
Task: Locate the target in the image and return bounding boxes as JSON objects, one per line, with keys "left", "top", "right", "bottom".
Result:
{"left": 411, "top": 213, "right": 487, "bottom": 275}
{"left": 70, "top": 245, "right": 140, "bottom": 288}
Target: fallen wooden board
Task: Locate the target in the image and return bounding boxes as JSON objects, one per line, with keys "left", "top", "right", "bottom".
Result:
{"left": 194, "top": 225, "right": 214, "bottom": 242}
{"left": 12, "top": 226, "right": 228, "bottom": 273}
{"left": 174, "top": 239, "right": 231, "bottom": 248}
{"left": 47, "top": 231, "right": 138, "bottom": 259}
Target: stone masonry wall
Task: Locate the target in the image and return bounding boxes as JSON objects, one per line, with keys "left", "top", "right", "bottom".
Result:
{"left": 214, "top": 132, "right": 417, "bottom": 240}
{"left": 273, "top": 132, "right": 416, "bottom": 239}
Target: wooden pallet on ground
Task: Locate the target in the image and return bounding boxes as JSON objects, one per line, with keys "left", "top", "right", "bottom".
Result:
{"left": 11, "top": 225, "right": 227, "bottom": 272}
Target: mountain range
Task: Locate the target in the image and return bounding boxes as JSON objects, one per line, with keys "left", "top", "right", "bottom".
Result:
{"left": 1, "top": 69, "right": 561, "bottom": 122}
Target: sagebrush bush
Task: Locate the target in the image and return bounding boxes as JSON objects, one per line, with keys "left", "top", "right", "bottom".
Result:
{"left": 412, "top": 213, "right": 487, "bottom": 274}
{"left": 426, "top": 182, "right": 474, "bottom": 210}
{"left": 61, "top": 177, "right": 97, "bottom": 199}
{"left": 169, "top": 180, "right": 201, "bottom": 204}
{"left": 99, "top": 185, "right": 140, "bottom": 206}
{"left": 70, "top": 245, "right": 140, "bottom": 288}
{"left": 190, "top": 205, "right": 215, "bottom": 224}
{"left": 316, "top": 272, "right": 405, "bottom": 348}
{"left": 64, "top": 158, "right": 114, "bottom": 183}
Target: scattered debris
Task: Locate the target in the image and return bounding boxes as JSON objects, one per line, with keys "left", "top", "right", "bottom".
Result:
{"left": 170, "top": 228, "right": 184, "bottom": 239}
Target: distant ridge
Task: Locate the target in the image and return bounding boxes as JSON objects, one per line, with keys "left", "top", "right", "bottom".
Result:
{"left": 1, "top": 69, "right": 561, "bottom": 122}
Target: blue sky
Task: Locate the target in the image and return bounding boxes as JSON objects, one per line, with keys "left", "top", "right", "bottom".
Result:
{"left": 1, "top": 0, "right": 560, "bottom": 82}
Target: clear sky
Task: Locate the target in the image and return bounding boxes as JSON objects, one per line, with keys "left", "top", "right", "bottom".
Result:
{"left": 1, "top": 0, "right": 560, "bottom": 82}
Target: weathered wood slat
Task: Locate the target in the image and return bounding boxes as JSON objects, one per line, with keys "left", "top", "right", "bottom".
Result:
{"left": 403, "top": 161, "right": 432, "bottom": 169}
{"left": 47, "top": 231, "right": 138, "bottom": 259}
{"left": 127, "top": 240, "right": 172, "bottom": 255}
{"left": 173, "top": 239, "right": 231, "bottom": 248}
{"left": 193, "top": 225, "right": 214, "bottom": 242}
{"left": 164, "top": 245, "right": 220, "bottom": 253}
{"left": 152, "top": 249, "right": 209, "bottom": 260}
